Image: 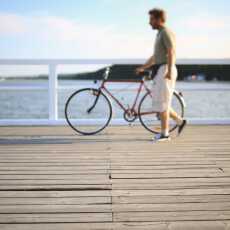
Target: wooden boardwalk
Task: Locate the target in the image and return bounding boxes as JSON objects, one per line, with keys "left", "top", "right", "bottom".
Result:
{"left": 0, "top": 125, "right": 230, "bottom": 229}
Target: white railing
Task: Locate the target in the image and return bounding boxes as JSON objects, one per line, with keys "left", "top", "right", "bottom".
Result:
{"left": 0, "top": 58, "right": 230, "bottom": 126}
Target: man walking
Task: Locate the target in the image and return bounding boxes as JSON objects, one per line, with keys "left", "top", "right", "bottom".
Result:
{"left": 136, "top": 8, "right": 186, "bottom": 141}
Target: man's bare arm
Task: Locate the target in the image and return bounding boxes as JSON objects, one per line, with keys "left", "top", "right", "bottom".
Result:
{"left": 136, "top": 55, "right": 155, "bottom": 75}
{"left": 142, "top": 55, "right": 155, "bottom": 69}
{"left": 165, "top": 47, "right": 175, "bottom": 80}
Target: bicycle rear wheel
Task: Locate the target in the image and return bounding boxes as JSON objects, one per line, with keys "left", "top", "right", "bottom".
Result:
{"left": 65, "top": 88, "right": 112, "bottom": 135}
{"left": 138, "top": 92, "right": 184, "bottom": 134}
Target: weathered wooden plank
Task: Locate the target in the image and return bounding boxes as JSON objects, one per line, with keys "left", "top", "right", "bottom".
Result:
{"left": 0, "top": 165, "right": 219, "bottom": 172}
{"left": 114, "top": 210, "right": 230, "bottom": 222}
{"left": 0, "top": 149, "right": 229, "bottom": 154}
{"left": 111, "top": 172, "right": 227, "bottom": 179}
{"left": 0, "top": 222, "right": 167, "bottom": 230}
{"left": 2, "top": 156, "right": 230, "bottom": 161}
{"left": 0, "top": 160, "right": 109, "bottom": 163}
{"left": 2, "top": 152, "right": 229, "bottom": 156}
{"left": 1, "top": 154, "right": 230, "bottom": 159}
{"left": 0, "top": 174, "right": 109, "bottom": 180}
{"left": 112, "top": 202, "right": 230, "bottom": 212}
{"left": 167, "top": 221, "right": 227, "bottom": 230}
{"left": 112, "top": 188, "right": 230, "bottom": 196}
{"left": 0, "top": 184, "right": 111, "bottom": 190}
{"left": 113, "top": 195, "right": 230, "bottom": 204}
{"left": 112, "top": 177, "right": 230, "bottom": 184}
{"left": 0, "top": 162, "right": 216, "bottom": 166}
{"left": 112, "top": 177, "right": 230, "bottom": 189}
{"left": 111, "top": 164, "right": 218, "bottom": 169}
{"left": 0, "top": 179, "right": 110, "bottom": 185}
{"left": 0, "top": 197, "right": 110, "bottom": 205}
{"left": 0, "top": 190, "right": 111, "bottom": 197}
{"left": 0, "top": 213, "right": 112, "bottom": 223}
{"left": 0, "top": 170, "right": 108, "bottom": 175}
{"left": 112, "top": 183, "right": 230, "bottom": 190}
{"left": 0, "top": 204, "right": 111, "bottom": 213}
{"left": 0, "top": 166, "right": 109, "bottom": 170}
{"left": 0, "top": 221, "right": 228, "bottom": 230}
{"left": 0, "top": 163, "right": 109, "bottom": 167}
{"left": 111, "top": 168, "right": 222, "bottom": 174}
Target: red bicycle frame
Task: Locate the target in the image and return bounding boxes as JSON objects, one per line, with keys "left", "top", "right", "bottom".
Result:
{"left": 98, "top": 79, "right": 152, "bottom": 115}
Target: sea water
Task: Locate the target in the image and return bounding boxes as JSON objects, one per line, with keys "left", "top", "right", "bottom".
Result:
{"left": 0, "top": 79, "right": 230, "bottom": 120}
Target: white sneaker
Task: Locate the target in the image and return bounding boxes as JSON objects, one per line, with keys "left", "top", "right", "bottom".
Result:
{"left": 152, "top": 133, "right": 171, "bottom": 142}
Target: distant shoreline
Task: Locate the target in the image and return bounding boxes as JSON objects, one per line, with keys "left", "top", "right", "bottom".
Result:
{"left": 0, "top": 64, "right": 230, "bottom": 81}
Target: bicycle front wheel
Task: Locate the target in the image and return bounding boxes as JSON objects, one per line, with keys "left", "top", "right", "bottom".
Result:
{"left": 65, "top": 88, "right": 112, "bottom": 135}
{"left": 138, "top": 92, "right": 184, "bottom": 134}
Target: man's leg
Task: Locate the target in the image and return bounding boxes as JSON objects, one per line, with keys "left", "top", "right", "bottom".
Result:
{"left": 159, "top": 107, "right": 183, "bottom": 137}
{"left": 169, "top": 107, "right": 187, "bottom": 135}
{"left": 152, "top": 111, "right": 171, "bottom": 141}
{"left": 160, "top": 109, "right": 170, "bottom": 137}
{"left": 169, "top": 107, "right": 183, "bottom": 125}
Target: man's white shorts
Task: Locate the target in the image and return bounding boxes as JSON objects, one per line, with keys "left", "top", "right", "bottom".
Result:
{"left": 150, "top": 64, "right": 178, "bottom": 112}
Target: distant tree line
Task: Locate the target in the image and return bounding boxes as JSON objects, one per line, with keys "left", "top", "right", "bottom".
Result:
{"left": 4, "top": 64, "right": 229, "bottom": 81}
{"left": 58, "top": 64, "right": 230, "bottom": 81}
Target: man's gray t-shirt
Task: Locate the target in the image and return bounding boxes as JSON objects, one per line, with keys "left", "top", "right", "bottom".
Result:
{"left": 154, "top": 26, "right": 176, "bottom": 64}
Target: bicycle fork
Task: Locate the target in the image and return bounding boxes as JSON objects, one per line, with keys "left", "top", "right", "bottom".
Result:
{"left": 87, "top": 89, "right": 102, "bottom": 114}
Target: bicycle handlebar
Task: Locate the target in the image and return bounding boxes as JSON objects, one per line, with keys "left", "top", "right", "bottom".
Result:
{"left": 137, "top": 70, "right": 151, "bottom": 77}
{"left": 103, "top": 66, "right": 152, "bottom": 81}
{"left": 103, "top": 66, "right": 111, "bottom": 80}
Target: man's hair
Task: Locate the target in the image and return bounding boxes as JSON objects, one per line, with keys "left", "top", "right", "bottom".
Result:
{"left": 149, "top": 8, "right": 166, "bottom": 22}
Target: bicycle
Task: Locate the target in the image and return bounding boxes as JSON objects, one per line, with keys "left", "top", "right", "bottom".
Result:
{"left": 65, "top": 66, "right": 186, "bottom": 135}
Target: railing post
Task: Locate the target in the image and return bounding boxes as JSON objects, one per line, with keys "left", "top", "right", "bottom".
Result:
{"left": 48, "top": 64, "right": 58, "bottom": 122}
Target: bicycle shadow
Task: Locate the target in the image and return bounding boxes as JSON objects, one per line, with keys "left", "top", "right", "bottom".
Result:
{"left": 0, "top": 133, "right": 180, "bottom": 145}
{"left": 0, "top": 138, "right": 75, "bottom": 145}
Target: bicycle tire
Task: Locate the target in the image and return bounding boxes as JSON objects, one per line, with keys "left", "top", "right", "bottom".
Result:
{"left": 65, "top": 88, "right": 112, "bottom": 135}
{"left": 138, "top": 91, "right": 184, "bottom": 134}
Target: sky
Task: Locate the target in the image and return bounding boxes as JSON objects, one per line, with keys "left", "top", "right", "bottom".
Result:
{"left": 0, "top": 0, "right": 229, "bottom": 61}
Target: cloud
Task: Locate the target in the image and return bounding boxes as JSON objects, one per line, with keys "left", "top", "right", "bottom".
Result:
{"left": 177, "top": 33, "right": 230, "bottom": 58}
{"left": 174, "top": 13, "right": 230, "bottom": 58}
{"left": 181, "top": 14, "right": 230, "bottom": 31}
{"left": 0, "top": 13, "right": 153, "bottom": 58}
{"left": 0, "top": 13, "right": 26, "bottom": 35}
{"left": 0, "top": 13, "right": 114, "bottom": 40}
{"left": 0, "top": 12, "right": 229, "bottom": 59}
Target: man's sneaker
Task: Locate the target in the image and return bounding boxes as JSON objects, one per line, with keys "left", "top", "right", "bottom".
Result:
{"left": 178, "top": 119, "right": 187, "bottom": 136}
{"left": 152, "top": 133, "right": 171, "bottom": 142}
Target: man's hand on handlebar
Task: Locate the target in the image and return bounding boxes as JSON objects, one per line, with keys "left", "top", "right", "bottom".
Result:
{"left": 135, "top": 66, "right": 146, "bottom": 76}
{"left": 135, "top": 67, "right": 152, "bottom": 81}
